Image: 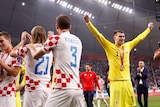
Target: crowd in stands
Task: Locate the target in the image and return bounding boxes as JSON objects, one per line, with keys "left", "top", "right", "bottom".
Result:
{"left": 80, "top": 54, "right": 160, "bottom": 89}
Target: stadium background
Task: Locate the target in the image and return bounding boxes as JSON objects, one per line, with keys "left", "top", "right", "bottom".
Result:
{"left": 1, "top": 0, "right": 160, "bottom": 106}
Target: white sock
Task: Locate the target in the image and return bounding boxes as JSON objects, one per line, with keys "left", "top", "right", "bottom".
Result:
{"left": 97, "top": 100, "right": 100, "bottom": 107}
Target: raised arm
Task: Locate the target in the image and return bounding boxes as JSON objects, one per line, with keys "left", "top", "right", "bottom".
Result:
{"left": 13, "top": 31, "right": 32, "bottom": 50}
{"left": 10, "top": 31, "right": 32, "bottom": 57}
{"left": 129, "top": 22, "right": 154, "bottom": 50}
{"left": 83, "top": 15, "right": 111, "bottom": 49}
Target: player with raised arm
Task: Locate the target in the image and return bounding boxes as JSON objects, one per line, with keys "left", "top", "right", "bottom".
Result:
{"left": 10, "top": 26, "right": 53, "bottom": 107}
{"left": 83, "top": 14, "right": 153, "bottom": 107}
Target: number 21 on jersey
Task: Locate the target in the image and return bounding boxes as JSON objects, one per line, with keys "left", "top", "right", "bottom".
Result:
{"left": 34, "top": 56, "right": 50, "bottom": 75}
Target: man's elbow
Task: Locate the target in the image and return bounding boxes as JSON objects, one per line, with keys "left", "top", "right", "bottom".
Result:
{"left": 33, "top": 50, "right": 45, "bottom": 60}
{"left": 33, "top": 55, "right": 38, "bottom": 59}
{"left": 12, "top": 71, "right": 19, "bottom": 77}
{"left": 10, "top": 52, "right": 18, "bottom": 58}
{"left": 33, "top": 54, "right": 41, "bottom": 60}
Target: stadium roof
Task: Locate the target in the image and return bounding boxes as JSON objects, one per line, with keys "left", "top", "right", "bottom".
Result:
{"left": 0, "top": 0, "right": 160, "bottom": 57}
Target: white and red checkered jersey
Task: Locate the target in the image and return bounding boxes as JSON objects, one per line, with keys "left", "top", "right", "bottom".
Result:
{"left": 16, "top": 44, "right": 53, "bottom": 92}
{"left": 0, "top": 52, "right": 22, "bottom": 97}
{"left": 42, "top": 31, "right": 82, "bottom": 90}
{"left": 97, "top": 78, "right": 105, "bottom": 92}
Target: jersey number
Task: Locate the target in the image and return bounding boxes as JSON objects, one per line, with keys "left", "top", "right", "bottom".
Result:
{"left": 70, "top": 46, "right": 77, "bottom": 67}
{"left": 34, "top": 56, "right": 49, "bottom": 75}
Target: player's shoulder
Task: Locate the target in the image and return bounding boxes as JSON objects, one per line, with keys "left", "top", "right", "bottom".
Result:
{"left": 48, "top": 34, "right": 60, "bottom": 40}
{"left": 92, "top": 71, "right": 97, "bottom": 75}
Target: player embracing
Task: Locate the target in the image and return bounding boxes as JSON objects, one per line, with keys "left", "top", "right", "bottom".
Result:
{"left": 34, "top": 14, "right": 85, "bottom": 107}
{"left": 10, "top": 26, "right": 53, "bottom": 107}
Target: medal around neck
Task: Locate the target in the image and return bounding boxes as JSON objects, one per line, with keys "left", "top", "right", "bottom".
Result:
{"left": 120, "top": 65, "right": 125, "bottom": 71}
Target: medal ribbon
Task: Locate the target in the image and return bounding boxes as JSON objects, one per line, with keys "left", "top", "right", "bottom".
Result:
{"left": 120, "top": 46, "right": 124, "bottom": 66}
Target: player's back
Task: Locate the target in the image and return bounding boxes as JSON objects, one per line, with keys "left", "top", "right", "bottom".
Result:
{"left": 24, "top": 43, "right": 53, "bottom": 92}
{"left": 52, "top": 32, "right": 82, "bottom": 89}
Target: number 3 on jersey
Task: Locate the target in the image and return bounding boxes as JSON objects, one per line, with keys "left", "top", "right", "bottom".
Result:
{"left": 34, "top": 56, "right": 49, "bottom": 75}
{"left": 70, "top": 46, "right": 77, "bottom": 67}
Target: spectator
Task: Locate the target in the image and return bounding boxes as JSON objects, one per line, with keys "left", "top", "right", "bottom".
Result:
{"left": 96, "top": 74, "right": 109, "bottom": 107}
{"left": 135, "top": 60, "right": 149, "bottom": 107}
{"left": 80, "top": 63, "right": 100, "bottom": 107}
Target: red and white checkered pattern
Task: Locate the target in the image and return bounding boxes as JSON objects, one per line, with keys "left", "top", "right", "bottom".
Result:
{"left": 25, "top": 76, "right": 51, "bottom": 92}
{"left": 53, "top": 69, "right": 81, "bottom": 90}
{"left": 43, "top": 35, "right": 60, "bottom": 52}
{"left": 16, "top": 44, "right": 53, "bottom": 92}
{"left": 0, "top": 80, "right": 16, "bottom": 96}
{"left": 42, "top": 32, "right": 82, "bottom": 90}
{"left": 16, "top": 45, "right": 28, "bottom": 57}
{"left": 0, "top": 52, "right": 22, "bottom": 97}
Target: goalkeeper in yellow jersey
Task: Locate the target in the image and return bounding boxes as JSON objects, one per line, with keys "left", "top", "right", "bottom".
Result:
{"left": 83, "top": 15, "right": 153, "bottom": 107}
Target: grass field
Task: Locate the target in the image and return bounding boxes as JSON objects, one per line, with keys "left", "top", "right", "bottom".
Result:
{"left": 21, "top": 92, "right": 160, "bottom": 107}
{"left": 93, "top": 95, "right": 160, "bottom": 107}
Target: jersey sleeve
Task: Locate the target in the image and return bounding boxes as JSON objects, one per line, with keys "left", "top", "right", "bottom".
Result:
{"left": 16, "top": 45, "right": 28, "bottom": 57}
{"left": 12, "top": 57, "right": 23, "bottom": 67}
{"left": 86, "top": 21, "right": 111, "bottom": 49}
{"left": 128, "top": 28, "right": 151, "bottom": 51}
{"left": 42, "top": 35, "right": 60, "bottom": 53}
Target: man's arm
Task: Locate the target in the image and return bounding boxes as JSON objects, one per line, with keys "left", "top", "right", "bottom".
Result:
{"left": 153, "top": 49, "right": 160, "bottom": 60}
{"left": 13, "top": 31, "right": 31, "bottom": 51}
{"left": 33, "top": 49, "right": 45, "bottom": 60}
{"left": 129, "top": 22, "right": 154, "bottom": 50}
{"left": 141, "top": 68, "right": 149, "bottom": 79}
{"left": 0, "top": 60, "right": 20, "bottom": 77}
{"left": 83, "top": 15, "right": 111, "bottom": 49}
{"left": 10, "top": 31, "right": 32, "bottom": 57}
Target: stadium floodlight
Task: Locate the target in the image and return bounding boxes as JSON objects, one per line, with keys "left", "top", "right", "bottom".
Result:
{"left": 95, "top": 0, "right": 133, "bottom": 14}
{"left": 21, "top": 2, "right": 26, "bottom": 6}
{"left": 95, "top": 0, "right": 109, "bottom": 5}
{"left": 52, "top": 0, "right": 94, "bottom": 19}
{"left": 156, "top": 0, "right": 160, "bottom": 3}
{"left": 111, "top": 2, "right": 133, "bottom": 14}
{"left": 49, "top": 0, "right": 55, "bottom": 2}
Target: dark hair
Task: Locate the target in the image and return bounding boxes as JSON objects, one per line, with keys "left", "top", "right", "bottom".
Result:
{"left": 56, "top": 14, "right": 70, "bottom": 29}
{"left": 97, "top": 73, "right": 101, "bottom": 76}
{"left": 0, "top": 31, "right": 11, "bottom": 40}
{"left": 86, "top": 63, "right": 92, "bottom": 67}
{"left": 114, "top": 30, "right": 124, "bottom": 35}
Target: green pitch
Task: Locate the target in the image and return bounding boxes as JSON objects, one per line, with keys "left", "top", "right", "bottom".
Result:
{"left": 93, "top": 96, "right": 160, "bottom": 107}
{"left": 21, "top": 95, "right": 160, "bottom": 107}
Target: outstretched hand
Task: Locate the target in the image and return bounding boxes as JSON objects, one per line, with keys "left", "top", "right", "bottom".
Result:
{"left": 83, "top": 14, "right": 90, "bottom": 23}
{"left": 148, "top": 22, "right": 154, "bottom": 30}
